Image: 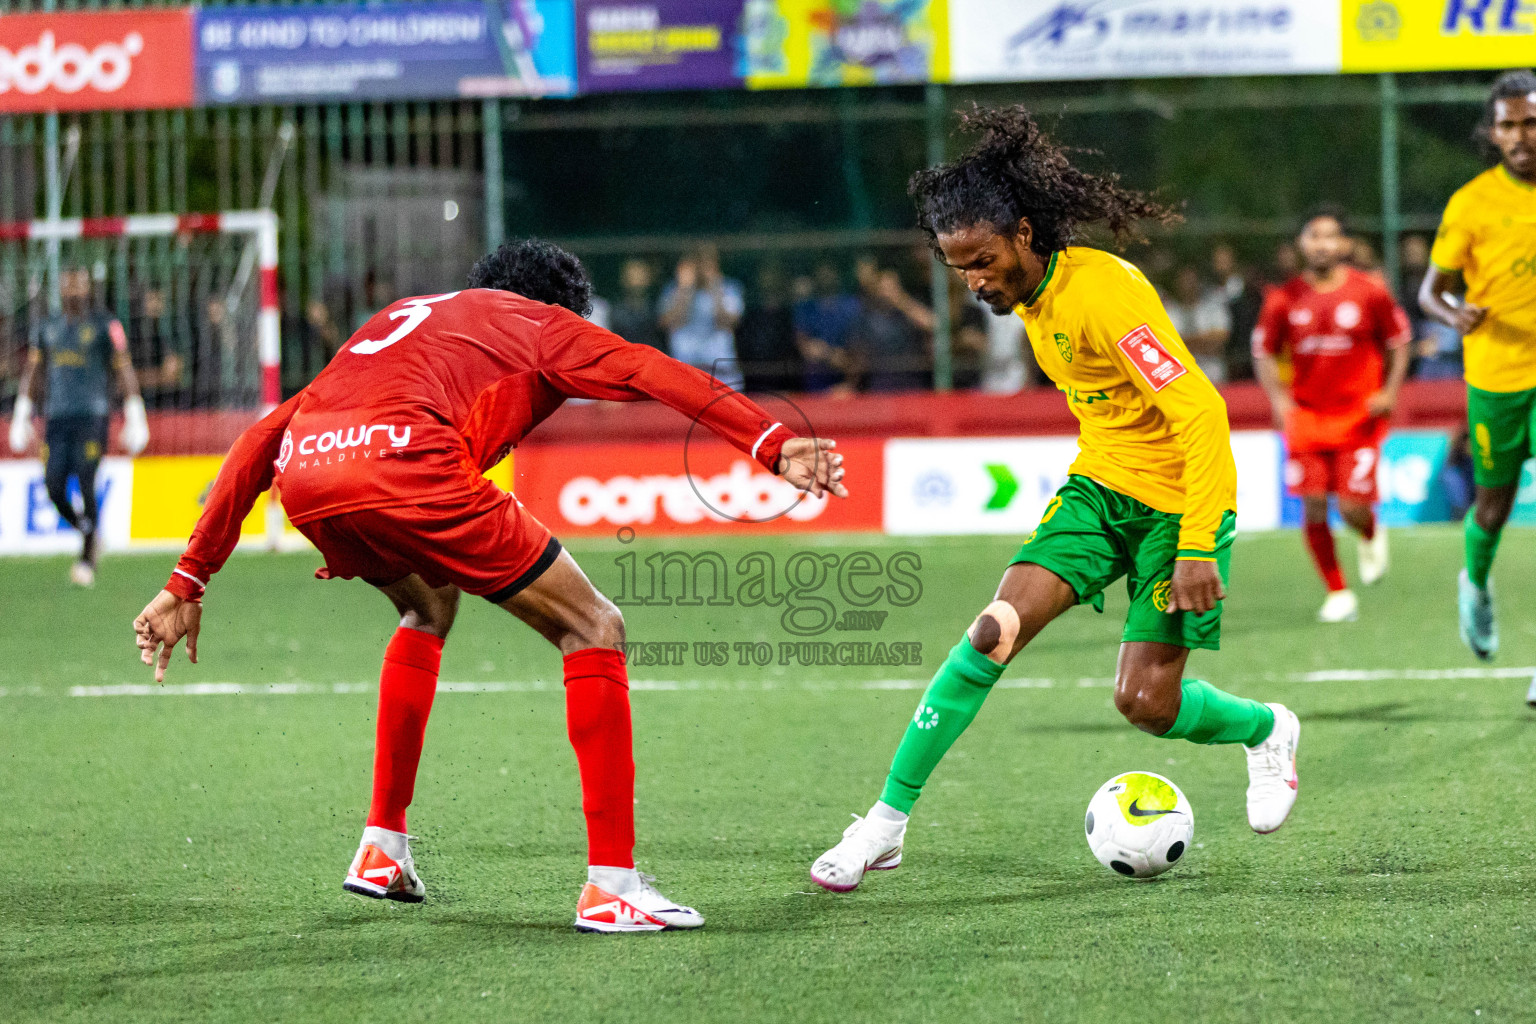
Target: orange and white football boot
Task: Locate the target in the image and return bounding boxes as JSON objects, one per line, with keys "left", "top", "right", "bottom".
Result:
{"left": 573, "top": 868, "right": 703, "bottom": 933}
{"left": 343, "top": 826, "right": 426, "bottom": 903}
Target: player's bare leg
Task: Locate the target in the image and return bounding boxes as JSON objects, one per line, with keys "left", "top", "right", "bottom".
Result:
{"left": 1115, "top": 642, "right": 1298, "bottom": 833}
{"left": 1339, "top": 499, "right": 1387, "bottom": 587}
{"left": 1462, "top": 482, "right": 1516, "bottom": 662}
{"left": 344, "top": 576, "right": 459, "bottom": 904}
{"left": 498, "top": 550, "right": 702, "bottom": 932}
{"left": 813, "top": 564, "right": 1075, "bottom": 892}
{"left": 1302, "top": 496, "right": 1357, "bottom": 622}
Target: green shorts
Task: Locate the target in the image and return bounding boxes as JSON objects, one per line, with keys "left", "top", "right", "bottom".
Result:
{"left": 1009, "top": 475, "right": 1236, "bottom": 652}
{"left": 1467, "top": 384, "right": 1536, "bottom": 488}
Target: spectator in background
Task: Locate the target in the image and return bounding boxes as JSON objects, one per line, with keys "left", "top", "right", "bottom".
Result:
{"left": 848, "top": 257, "right": 932, "bottom": 392}
{"left": 1350, "top": 237, "right": 1386, "bottom": 282}
{"left": 1162, "top": 265, "right": 1231, "bottom": 385}
{"left": 1273, "top": 241, "right": 1301, "bottom": 280}
{"left": 609, "top": 258, "right": 665, "bottom": 352}
{"left": 129, "top": 287, "right": 184, "bottom": 409}
{"left": 794, "top": 260, "right": 860, "bottom": 394}
{"left": 1211, "top": 243, "right": 1261, "bottom": 382}
{"left": 658, "top": 243, "right": 743, "bottom": 391}
{"left": 304, "top": 298, "right": 344, "bottom": 363}
{"left": 736, "top": 263, "right": 801, "bottom": 392}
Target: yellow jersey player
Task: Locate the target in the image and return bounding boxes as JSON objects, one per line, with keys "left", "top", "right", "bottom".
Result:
{"left": 810, "top": 107, "right": 1300, "bottom": 893}
{"left": 1418, "top": 70, "right": 1536, "bottom": 699}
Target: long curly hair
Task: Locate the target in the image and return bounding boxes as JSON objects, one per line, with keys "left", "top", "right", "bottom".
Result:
{"left": 1478, "top": 69, "right": 1536, "bottom": 160}
{"left": 467, "top": 238, "right": 593, "bottom": 317}
{"left": 909, "top": 105, "right": 1179, "bottom": 258}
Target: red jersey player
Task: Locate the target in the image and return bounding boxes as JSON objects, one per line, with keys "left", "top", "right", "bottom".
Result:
{"left": 131, "top": 240, "right": 846, "bottom": 933}
{"left": 1253, "top": 209, "right": 1411, "bottom": 623}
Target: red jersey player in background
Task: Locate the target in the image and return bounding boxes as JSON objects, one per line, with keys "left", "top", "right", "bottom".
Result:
{"left": 131, "top": 240, "right": 846, "bottom": 933}
{"left": 1253, "top": 208, "right": 1411, "bottom": 623}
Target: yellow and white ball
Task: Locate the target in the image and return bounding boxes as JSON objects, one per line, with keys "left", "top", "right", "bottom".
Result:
{"left": 1085, "top": 771, "right": 1194, "bottom": 879}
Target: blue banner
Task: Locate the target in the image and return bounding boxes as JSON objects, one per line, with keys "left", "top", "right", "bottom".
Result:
{"left": 1279, "top": 429, "right": 1468, "bottom": 528}
{"left": 195, "top": 1, "right": 576, "bottom": 104}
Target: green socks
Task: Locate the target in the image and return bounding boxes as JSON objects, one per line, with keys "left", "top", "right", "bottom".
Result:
{"left": 879, "top": 638, "right": 1004, "bottom": 813}
{"left": 1161, "top": 678, "right": 1274, "bottom": 747}
{"left": 1464, "top": 510, "right": 1501, "bottom": 590}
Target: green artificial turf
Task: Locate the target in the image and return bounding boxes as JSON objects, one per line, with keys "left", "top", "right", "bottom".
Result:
{"left": 2, "top": 527, "right": 1535, "bottom": 1022}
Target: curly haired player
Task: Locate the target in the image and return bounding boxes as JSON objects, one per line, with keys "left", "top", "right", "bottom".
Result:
{"left": 810, "top": 107, "right": 1299, "bottom": 893}
{"left": 133, "top": 239, "right": 846, "bottom": 932}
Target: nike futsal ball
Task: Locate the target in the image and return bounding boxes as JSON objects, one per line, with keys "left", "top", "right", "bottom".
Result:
{"left": 1084, "top": 771, "right": 1194, "bottom": 879}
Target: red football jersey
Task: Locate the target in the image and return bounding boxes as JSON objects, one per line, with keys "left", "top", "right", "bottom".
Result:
{"left": 167, "top": 289, "right": 795, "bottom": 597}
{"left": 1251, "top": 268, "right": 1410, "bottom": 451}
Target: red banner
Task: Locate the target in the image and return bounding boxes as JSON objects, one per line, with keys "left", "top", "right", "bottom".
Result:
{"left": 0, "top": 10, "right": 194, "bottom": 113}
{"left": 513, "top": 437, "right": 884, "bottom": 537}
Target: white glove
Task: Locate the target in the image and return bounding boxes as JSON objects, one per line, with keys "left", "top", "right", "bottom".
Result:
{"left": 121, "top": 395, "right": 150, "bottom": 456}
{"left": 8, "top": 395, "right": 33, "bottom": 454}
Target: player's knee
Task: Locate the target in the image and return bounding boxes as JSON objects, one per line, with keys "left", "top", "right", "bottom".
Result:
{"left": 400, "top": 587, "right": 460, "bottom": 638}
{"left": 572, "top": 596, "right": 626, "bottom": 652}
{"left": 1114, "top": 679, "right": 1178, "bottom": 735}
{"left": 967, "top": 600, "right": 1020, "bottom": 665}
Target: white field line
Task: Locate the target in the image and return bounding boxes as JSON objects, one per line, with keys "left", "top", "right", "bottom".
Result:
{"left": 0, "top": 664, "right": 1518, "bottom": 698}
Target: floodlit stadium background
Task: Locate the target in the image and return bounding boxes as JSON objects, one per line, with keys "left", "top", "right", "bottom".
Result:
{"left": 0, "top": 1, "right": 1530, "bottom": 551}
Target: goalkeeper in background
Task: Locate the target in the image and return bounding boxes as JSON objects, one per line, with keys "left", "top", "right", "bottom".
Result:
{"left": 811, "top": 107, "right": 1299, "bottom": 893}
{"left": 9, "top": 266, "right": 149, "bottom": 586}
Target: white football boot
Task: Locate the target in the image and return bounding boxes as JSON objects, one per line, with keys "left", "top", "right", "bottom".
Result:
{"left": 1357, "top": 527, "right": 1389, "bottom": 586}
{"left": 1525, "top": 671, "right": 1536, "bottom": 709}
{"left": 1245, "top": 704, "right": 1300, "bottom": 834}
{"left": 1458, "top": 570, "right": 1497, "bottom": 662}
{"left": 574, "top": 868, "right": 703, "bottom": 933}
{"left": 69, "top": 561, "right": 95, "bottom": 588}
{"left": 810, "top": 812, "right": 907, "bottom": 892}
{"left": 343, "top": 826, "right": 425, "bottom": 903}
{"left": 1317, "top": 588, "right": 1358, "bottom": 623}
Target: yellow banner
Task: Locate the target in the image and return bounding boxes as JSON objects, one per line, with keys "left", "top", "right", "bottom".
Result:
{"left": 744, "top": 0, "right": 948, "bottom": 90}
{"left": 1343, "top": 0, "right": 1536, "bottom": 72}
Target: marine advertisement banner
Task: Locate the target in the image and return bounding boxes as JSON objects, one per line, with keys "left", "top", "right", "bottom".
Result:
{"left": 193, "top": 0, "right": 576, "bottom": 105}
{"left": 743, "top": 0, "right": 949, "bottom": 90}
{"left": 576, "top": 0, "right": 741, "bottom": 92}
{"left": 948, "top": 0, "right": 1340, "bottom": 82}
{"left": 1341, "top": 0, "right": 1536, "bottom": 73}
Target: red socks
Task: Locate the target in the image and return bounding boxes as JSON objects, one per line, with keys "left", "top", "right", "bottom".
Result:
{"left": 564, "top": 648, "right": 636, "bottom": 869}
{"left": 365, "top": 627, "right": 445, "bottom": 834}
{"left": 1304, "top": 522, "right": 1347, "bottom": 593}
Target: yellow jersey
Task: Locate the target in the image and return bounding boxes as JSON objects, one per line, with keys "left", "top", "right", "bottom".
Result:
{"left": 1429, "top": 164, "right": 1536, "bottom": 393}
{"left": 1013, "top": 247, "right": 1236, "bottom": 558}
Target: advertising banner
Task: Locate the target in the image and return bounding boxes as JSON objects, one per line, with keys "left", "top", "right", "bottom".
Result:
{"left": 0, "top": 458, "right": 132, "bottom": 554}
{"left": 513, "top": 437, "right": 884, "bottom": 536}
{"left": 883, "top": 432, "right": 1281, "bottom": 536}
{"left": 0, "top": 9, "right": 194, "bottom": 114}
{"left": 194, "top": 0, "right": 575, "bottom": 105}
{"left": 948, "top": 0, "right": 1339, "bottom": 83}
{"left": 128, "top": 455, "right": 270, "bottom": 546}
{"left": 743, "top": 0, "right": 948, "bottom": 89}
{"left": 1342, "top": 0, "right": 1536, "bottom": 72}
{"left": 1279, "top": 429, "right": 1456, "bottom": 527}
{"left": 576, "top": 0, "right": 741, "bottom": 92}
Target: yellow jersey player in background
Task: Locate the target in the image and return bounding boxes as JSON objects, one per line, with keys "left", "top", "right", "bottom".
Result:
{"left": 1418, "top": 70, "right": 1536, "bottom": 701}
{"left": 809, "top": 107, "right": 1300, "bottom": 893}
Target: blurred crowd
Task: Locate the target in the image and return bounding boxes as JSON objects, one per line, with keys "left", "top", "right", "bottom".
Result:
{"left": 1, "top": 231, "right": 1467, "bottom": 413}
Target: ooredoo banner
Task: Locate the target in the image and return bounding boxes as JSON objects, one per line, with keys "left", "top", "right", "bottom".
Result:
{"left": 0, "top": 9, "right": 194, "bottom": 114}
{"left": 948, "top": 0, "right": 1339, "bottom": 83}
{"left": 512, "top": 437, "right": 885, "bottom": 536}
{"left": 576, "top": 0, "right": 741, "bottom": 92}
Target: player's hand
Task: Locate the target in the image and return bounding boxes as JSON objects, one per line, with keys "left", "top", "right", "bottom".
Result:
{"left": 8, "top": 395, "right": 33, "bottom": 453}
{"left": 1269, "top": 394, "right": 1294, "bottom": 433}
{"left": 134, "top": 589, "right": 202, "bottom": 682}
{"left": 776, "top": 437, "right": 848, "bottom": 499}
{"left": 121, "top": 395, "right": 150, "bottom": 456}
{"left": 1366, "top": 388, "right": 1398, "bottom": 417}
{"left": 1451, "top": 304, "right": 1488, "bottom": 336}
{"left": 1168, "top": 559, "right": 1225, "bottom": 615}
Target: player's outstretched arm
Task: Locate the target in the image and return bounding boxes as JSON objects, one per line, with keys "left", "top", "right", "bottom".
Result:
{"left": 1417, "top": 265, "right": 1487, "bottom": 336}
{"left": 134, "top": 589, "right": 202, "bottom": 682}
{"left": 776, "top": 437, "right": 848, "bottom": 499}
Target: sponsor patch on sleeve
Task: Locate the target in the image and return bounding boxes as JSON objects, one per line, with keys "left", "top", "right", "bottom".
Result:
{"left": 1116, "top": 324, "right": 1187, "bottom": 392}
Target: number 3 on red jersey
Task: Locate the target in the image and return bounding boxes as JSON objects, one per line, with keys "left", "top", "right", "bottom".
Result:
{"left": 350, "top": 291, "right": 461, "bottom": 355}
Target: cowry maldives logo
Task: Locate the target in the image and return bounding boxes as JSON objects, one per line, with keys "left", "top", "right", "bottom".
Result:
{"left": 276, "top": 430, "right": 294, "bottom": 472}
{"left": 1113, "top": 772, "right": 1182, "bottom": 827}
{"left": 913, "top": 704, "right": 939, "bottom": 730}
{"left": 1054, "top": 332, "right": 1073, "bottom": 362}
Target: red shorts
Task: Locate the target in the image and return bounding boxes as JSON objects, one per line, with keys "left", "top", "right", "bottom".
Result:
{"left": 1285, "top": 443, "right": 1381, "bottom": 503}
{"left": 294, "top": 487, "right": 561, "bottom": 602}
